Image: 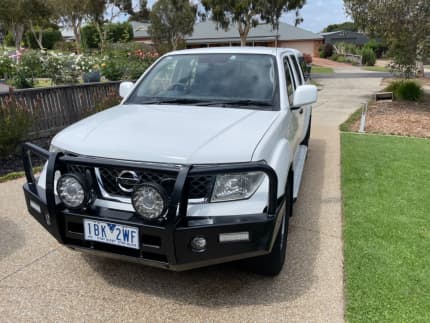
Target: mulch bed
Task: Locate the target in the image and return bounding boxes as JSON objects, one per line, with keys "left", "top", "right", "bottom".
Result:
{"left": 350, "top": 95, "right": 430, "bottom": 138}
{"left": 0, "top": 137, "right": 52, "bottom": 177}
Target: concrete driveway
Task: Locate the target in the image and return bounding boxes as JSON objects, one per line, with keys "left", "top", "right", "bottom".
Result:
{"left": 0, "top": 77, "right": 381, "bottom": 322}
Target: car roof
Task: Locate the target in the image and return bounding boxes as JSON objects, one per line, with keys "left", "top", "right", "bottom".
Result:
{"left": 165, "top": 46, "right": 302, "bottom": 58}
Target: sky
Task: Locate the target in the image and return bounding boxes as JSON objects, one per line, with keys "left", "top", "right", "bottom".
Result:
{"left": 130, "top": 0, "right": 351, "bottom": 33}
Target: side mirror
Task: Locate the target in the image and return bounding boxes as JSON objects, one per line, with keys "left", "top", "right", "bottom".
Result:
{"left": 119, "top": 81, "right": 134, "bottom": 98}
{"left": 292, "top": 85, "right": 318, "bottom": 109}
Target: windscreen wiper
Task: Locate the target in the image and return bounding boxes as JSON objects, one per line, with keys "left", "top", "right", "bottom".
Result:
{"left": 197, "top": 99, "right": 274, "bottom": 107}
{"left": 140, "top": 98, "right": 209, "bottom": 105}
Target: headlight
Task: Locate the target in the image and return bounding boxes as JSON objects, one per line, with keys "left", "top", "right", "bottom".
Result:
{"left": 211, "top": 172, "right": 265, "bottom": 202}
{"left": 57, "top": 173, "right": 89, "bottom": 209}
{"left": 132, "top": 183, "right": 168, "bottom": 220}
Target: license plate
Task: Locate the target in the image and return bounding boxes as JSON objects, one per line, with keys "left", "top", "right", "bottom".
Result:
{"left": 83, "top": 219, "right": 139, "bottom": 250}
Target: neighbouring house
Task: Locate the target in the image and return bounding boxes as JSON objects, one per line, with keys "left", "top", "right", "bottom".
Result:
{"left": 184, "top": 21, "right": 323, "bottom": 57}
{"left": 131, "top": 20, "right": 323, "bottom": 56}
{"left": 320, "top": 31, "right": 369, "bottom": 46}
{"left": 130, "top": 21, "right": 152, "bottom": 44}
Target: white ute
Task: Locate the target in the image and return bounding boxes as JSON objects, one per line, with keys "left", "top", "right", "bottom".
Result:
{"left": 23, "top": 47, "right": 317, "bottom": 276}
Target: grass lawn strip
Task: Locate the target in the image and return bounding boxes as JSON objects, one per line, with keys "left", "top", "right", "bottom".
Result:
{"left": 311, "top": 65, "right": 334, "bottom": 74}
{"left": 341, "top": 133, "right": 430, "bottom": 322}
{"left": 0, "top": 166, "right": 43, "bottom": 183}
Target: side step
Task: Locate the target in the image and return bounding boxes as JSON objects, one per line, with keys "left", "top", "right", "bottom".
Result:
{"left": 293, "top": 145, "right": 308, "bottom": 200}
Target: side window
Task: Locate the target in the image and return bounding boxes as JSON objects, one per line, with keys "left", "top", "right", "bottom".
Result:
{"left": 283, "top": 57, "right": 296, "bottom": 106}
{"left": 290, "top": 55, "right": 303, "bottom": 85}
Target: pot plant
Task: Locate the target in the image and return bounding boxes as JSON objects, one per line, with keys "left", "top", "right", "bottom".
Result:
{"left": 75, "top": 55, "right": 101, "bottom": 83}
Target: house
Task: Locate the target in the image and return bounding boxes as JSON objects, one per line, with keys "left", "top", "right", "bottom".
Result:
{"left": 130, "top": 21, "right": 152, "bottom": 44}
{"left": 185, "top": 21, "right": 323, "bottom": 56}
{"left": 131, "top": 20, "right": 323, "bottom": 57}
{"left": 320, "top": 31, "right": 369, "bottom": 46}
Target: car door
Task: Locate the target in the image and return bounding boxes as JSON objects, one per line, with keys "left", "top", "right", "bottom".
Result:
{"left": 283, "top": 55, "right": 304, "bottom": 149}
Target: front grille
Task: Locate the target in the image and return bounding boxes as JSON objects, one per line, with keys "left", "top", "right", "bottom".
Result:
{"left": 66, "top": 164, "right": 214, "bottom": 200}
{"left": 98, "top": 167, "right": 177, "bottom": 196}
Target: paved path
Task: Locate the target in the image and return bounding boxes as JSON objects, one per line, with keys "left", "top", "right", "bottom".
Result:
{"left": 0, "top": 77, "right": 382, "bottom": 321}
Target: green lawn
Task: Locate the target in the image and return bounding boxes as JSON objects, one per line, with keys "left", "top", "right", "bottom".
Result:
{"left": 342, "top": 133, "right": 430, "bottom": 322}
{"left": 363, "top": 66, "right": 390, "bottom": 72}
{"left": 311, "top": 65, "right": 334, "bottom": 74}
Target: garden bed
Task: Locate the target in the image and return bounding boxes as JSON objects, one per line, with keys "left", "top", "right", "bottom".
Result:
{"left": 344, "top": 94, "right": 430, "bottom": 138}
{"left": 0, "top": 136, "right": 51, "bottom": 178}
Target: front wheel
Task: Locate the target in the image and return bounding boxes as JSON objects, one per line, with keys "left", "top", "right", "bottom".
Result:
{"left": 245, "top": 174, "right": 293, "bottom": 276}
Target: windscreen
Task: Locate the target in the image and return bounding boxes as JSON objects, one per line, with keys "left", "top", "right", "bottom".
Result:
{"left": 125, "top": 53, "right": 279, "bottom": 110}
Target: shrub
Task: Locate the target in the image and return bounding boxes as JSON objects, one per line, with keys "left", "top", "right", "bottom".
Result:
{"left": 41, "top": 52, "right": 80, "bottom": 85}
{"left": 54, "top": 41, "right": 77, "bottom": 53}
{"left": 12, "top": 67, "right": 34, "bottom": 88}
{"left": 0, "top": 53, "right": 16, "bottom": 79}
{"left": 19, "top": 50, "right": 44, "bottom": 78}
{"left": 384, "top": 80, "right": 424, "bottom": 101}
{"left": 81, "top": 24, "right": 100, "bottom": 49}
{"left": 0, "top": 96, "right": 32, "bottom": 157}
{"left": 25, "top": 29, "right": 62, "bottom": 49}
{"left": 319, "top": 43, "right": 334, "bottom": 58}
{"left": 100, "top": 59, "right": 124, "bottom": 81}
{"left": 104, "top": 22, "right": 133, "bottom": 43}
{"left": 4, "top": 32, "right": 14, "bottom": 47}
{"left": 361, "top": 48, "right": 376, "bottom": 66}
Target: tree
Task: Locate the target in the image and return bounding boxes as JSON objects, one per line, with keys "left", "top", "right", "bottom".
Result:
{"left": 201, "top": 0, "right": 306, "bottom": 46}
{"left": 52, "top": 0, "right": 94, "bottom": 53}
{"left": 148, "top": 0, "right": 196, "bottom": 52}
{"left": 322, "top": 22, "right": 357, "bottom": 33}
{"left": 128, "top": 0, "right": 151, "bottom": 22}
{"left": 0, "top": 0, "right": 27, "bottom": 50}
{"left": 26, "top": 0, "right": 56, "bottom": 49}
{"left": 344, "top": 0, "right": 430, "bottom": 77}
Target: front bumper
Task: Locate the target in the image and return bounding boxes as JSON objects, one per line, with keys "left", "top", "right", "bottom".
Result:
{"left": 22, "top": 143, "right": 283, "bottom": 271}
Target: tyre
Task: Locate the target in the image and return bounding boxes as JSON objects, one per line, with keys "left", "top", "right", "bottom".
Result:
{"left": 245, "top": 173, "right": 293, "bottom": 276}
{"left": 301, "top": 115, "right": 312, "bottom": 147}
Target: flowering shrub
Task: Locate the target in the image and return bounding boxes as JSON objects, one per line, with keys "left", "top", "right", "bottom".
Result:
{"left": 74, "top": 54, "right": 101, "bottom": 73}
{"left": 41, "top": 53, "right": 80, "bottom": 85}
{"left": 0, "top": 53, "right": 16, "bottom": 79}
{"left": 0, "top": 96, "right": 32, "bottom": 157}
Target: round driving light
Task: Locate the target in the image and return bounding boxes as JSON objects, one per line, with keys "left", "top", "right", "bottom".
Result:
{"left": 132, "top": 183, "right": 167, "bottom": 220}
{"left": 56, "top": 173, "right": 89, "bottom": 209}
{"left": 190, "top": 236, "right": 207, "bottom": 252}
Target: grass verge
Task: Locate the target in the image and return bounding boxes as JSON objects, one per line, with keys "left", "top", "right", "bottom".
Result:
{"left": 341, "top": 133, "right": 430, "bottom": 322}
{"left": 0, "top": 166, "right": 43, "bottom": 183}
{"left": 311, "top": 65, "right": 334, "bottom": 74}
{"left": 339, "top": 106, "right": 363, "bottom": 132}
{"left": 363, "top": 66, "right": 389, "bottom": 72}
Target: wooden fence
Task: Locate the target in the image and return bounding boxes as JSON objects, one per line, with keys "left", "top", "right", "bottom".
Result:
{"left": 0, "top": 81, "right": 121, "bottom": 138}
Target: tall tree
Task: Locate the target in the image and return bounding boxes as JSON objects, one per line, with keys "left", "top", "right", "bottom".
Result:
{"left": 52, "top": 0, "right": 95, "bottom": 53}
{"left": 149, "top": 0, "right": 196, "bottom": 51}
{"left": 0, "top": 0, "right": 27, "bottom": 50}
{"left": 27, "top": 0, "right": 56, "bottom": 49}
{"left": 344, "top": 0, "right": 430, "bottom": 77}
{"left": 201, "top": 0, "right": 306, "bottom": 46}
{"left": 128, "top": 0, "right": 151, "bottom": 22}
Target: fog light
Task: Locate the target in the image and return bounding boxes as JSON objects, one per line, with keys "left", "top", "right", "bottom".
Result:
{"left": 132, "top": 183, "right": 167, "bottom": 220}
{"left": 219, "top": 232, "right": 250, "bottom": 243}
{"left": 190, "top": 236, "right": 207, "bottom": 252}
{"left": 57, "top": 173, "right": 89, "bottom": 209}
